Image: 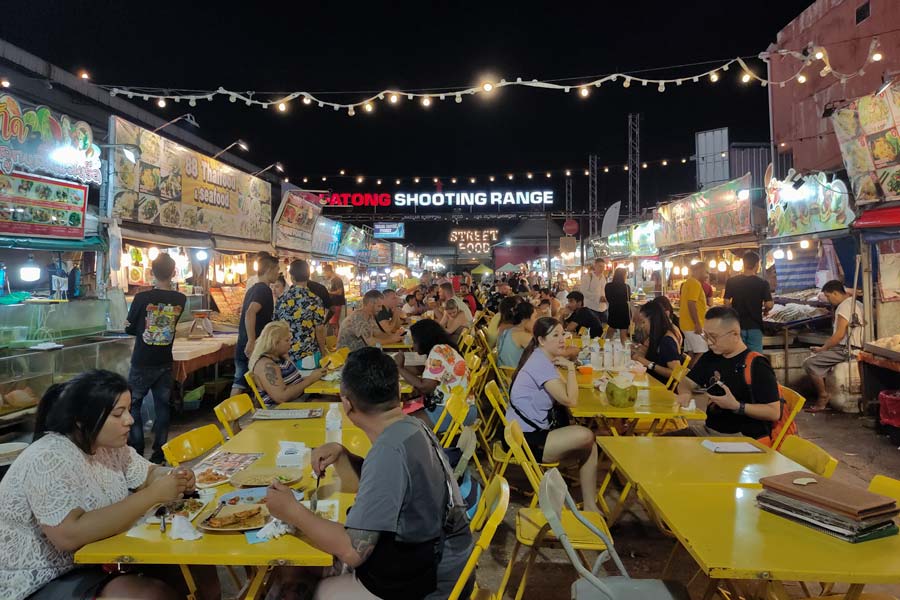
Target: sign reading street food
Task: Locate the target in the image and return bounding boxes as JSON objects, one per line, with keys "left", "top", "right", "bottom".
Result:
{"left": 0, "top": 172, "right": 87, "bottom": 239}
{"left": 653, "top": 173, "right": 753, "bottom": 247}
{"left": 831, "top": 81, "right": 900, "bottom": 203}
{"left": 449, "top": 228, "right": 499, "bottom": 254}
{"left": 0, "top": 94, "right": 101, "bottom": 185}
{"left": 766, "top": 171, "right": 853, "bottom": 238}
{"left": 318, "top": 189, "right": 554, "bottom": 208}
{"left": 107, "top": 117, "right": 272, "bottom": 241}
{"left": 274, "top": 189, "right": 322, "bottom": 252}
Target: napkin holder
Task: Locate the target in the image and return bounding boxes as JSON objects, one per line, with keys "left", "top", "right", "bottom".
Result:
{"left": 277, "top": 441, "right": 309, "bottom": 468}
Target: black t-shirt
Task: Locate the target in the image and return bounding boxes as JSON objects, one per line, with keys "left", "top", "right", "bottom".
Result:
{"left": 566, "top": 306, "right": 604, "bottom": 338}
{"left": 724, "top": 275, "right": 772, "bottom": 330}
{"left": 328, "top": 275, "right": 346, "bottom": 306}
{"left": 125, "top": 289, "right": 186, "bottom": 367}
{"left": 648, "top": 335, "right": 682, "bottom": 383}
{"left": 307, "top": 280, "right": 332, "bottom": 310}
{"left": 688, "top": 349, "right": 779, "bottom": 439}
{"left": 237, "top": 282, "right": 275, "bottom": 350}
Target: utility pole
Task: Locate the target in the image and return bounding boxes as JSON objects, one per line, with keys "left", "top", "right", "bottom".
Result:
{"left": 627, "top": 113, "right": 640, "bottom": 218}
{"left": 565, "top": 177, "right": 573, "bottom": 215}
{"left": 588, "top": 154, "right": 599, "bottom": 236}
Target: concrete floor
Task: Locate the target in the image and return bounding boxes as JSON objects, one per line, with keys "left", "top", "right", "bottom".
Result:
{"left": 166, "top": 402, "right": 900, "bottom": 599}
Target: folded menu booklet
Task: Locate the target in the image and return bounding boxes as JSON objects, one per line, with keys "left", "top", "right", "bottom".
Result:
{"left": 252, "top": 408, "right": 324, "bottom": 420}
{"left": 758, "top": 502, "right": 898, "bottom": 543}
{"left": 760, "top": 471, "right": 898, "bottom": 520}
{"left": 700, "top": 440, "right": 764, "bottom": 454}
{"left": 758, "top": 490, "right": 898, "bottom": 535}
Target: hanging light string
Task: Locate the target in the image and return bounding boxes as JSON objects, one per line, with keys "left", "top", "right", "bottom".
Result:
{"left": 101, "top": 36, "right": 888, "bottom": 116}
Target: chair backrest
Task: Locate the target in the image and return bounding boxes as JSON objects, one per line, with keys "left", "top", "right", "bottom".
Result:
{"left": 578, "top": 326, "right": 589, "bottom": 336}
{"left": 449, "top": 475, "right": 510, "bottom": 600}
{"left": 244, "top": 372, "right": 268, "bottom": 410}
{"left": 484, "top": 380, "right": 510, "bottom": 426}
{"left": 214, "top": 393, "right": 254, "bottom": 438}
{"left": 868, "top": 475, "right": 900, "bottom": 503}
{"left": 453, "top": 426, "right": 478, "bottom": 480}
{"left": 503, "top": 421, "right": 545, "bottom": 494}
{"left": 432, "top": 386, "right": 470, "bottom": 446}
{"left": 538, "top": 468, "right": 626, "bottom": 593}
{"left": 768, "top": 386, "right": 805, "bottom": 450}
{"left": 664, "top": 355, "right": 692, "bottom": 390}
{"left": 465, "top": 353, "right": 481, "bottom": 373}
{"left": 162, "top": 424, "right": 225, "bottom": 467}
{"left": 459, "top": 333, "right": 475, "bottom": 354}
{"left": 779, "top": 435, "right": 838, "bottom": 477}
{"left": 472, "top": 310, "right": 485, "bottom": 327}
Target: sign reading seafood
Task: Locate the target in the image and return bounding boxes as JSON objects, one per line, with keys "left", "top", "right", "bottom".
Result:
{"left": 0, "top": 171, "right": 87, "bottom": 239}
{"left": 0, "top": 94, "right": 101, "bottom": 185}
{"left": 831, "top": 82, "right": 900, "bottom": 203}
{"left": 107, "top": 116, "right": 272, "bottom": 241}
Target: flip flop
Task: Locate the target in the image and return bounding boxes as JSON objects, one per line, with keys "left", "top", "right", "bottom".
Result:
{"left": 804, "top": 405, "right": 831, "bottom": 414}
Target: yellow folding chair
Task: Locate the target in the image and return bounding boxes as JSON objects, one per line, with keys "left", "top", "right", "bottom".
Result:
{"left": 214, "top": 393, "right": 255, "bottom": 438}
{"left": 484, "top": 380, "right": 559, "bottom": 473}
{"left": 499, "top": 421, "right": 613, "bottom": 600}
{"left": 779, "top": 435, "right": 838, "bottom": 477}
{"left": 161, "top": 424, "right": 225, "bottom": 467}
{"left": 465, "top": 352, "right": 481, "bottom": 373}
{"left": 869, "top": 474, "right": 900, "bottom": 502}
{"left": 448, "top": 475, "right": 510, "bottom": 600}
{"left": 771, "top": 386, "right": 806, "bottom": 450}
{"left": 431, "top": 387, "right": 470, "bottom": 447}
{"left": 244, "top": 371, "right": 268, "bottom": 409}
{"left": 459, "top": 333, "right": 475, "bottom": 354}
{"left": 664, "top": 355, "right": 691, "bottom": 390}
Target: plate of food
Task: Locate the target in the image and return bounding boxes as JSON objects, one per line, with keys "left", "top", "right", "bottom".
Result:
{"left": 199, "top": 503, "right": 270, "bottom": 532}
{"left": 195, "top": 468, "right": 230, "bottom": 488}
{"left": 138, "top": 195, "right": 160, "bottom": 223}
{"left": 230, "top": 467, "right": 305, "bottom": 488}
{"left": 144, "top": 496, "right": 211, "bottom": 523}
{"left": 302, "top": 498, "right": 339, "bottom": 522}
{"left": 159, "top": 201, "right": 181, "bottom": 227}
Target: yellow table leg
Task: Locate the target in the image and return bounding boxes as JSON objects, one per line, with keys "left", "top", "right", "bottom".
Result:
{"left": 644, "top": 418, "right": 661, "bottom": 436}
{"left": 242, "top": 566, "right": 269, "bottom": 600}
{"left": 607, "top": 480, "right": 633, "bottom": 526}
{"left": 179, "top": 564, "right": 198, "bottom": 600}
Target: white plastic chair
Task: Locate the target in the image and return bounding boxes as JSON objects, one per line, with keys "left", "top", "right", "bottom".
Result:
{"left": 538, "top": 468, "right": 691, "bottom": 600}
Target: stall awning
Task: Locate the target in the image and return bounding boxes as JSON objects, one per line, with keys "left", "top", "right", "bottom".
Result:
{"left": 0, "top": 235, "right": 107, "bottom": 251}
{"left": 120, "top": 226, "right": 213, "bottom": 249}
{"left": 212, "top": 236, "right": 275, "bottom": 254}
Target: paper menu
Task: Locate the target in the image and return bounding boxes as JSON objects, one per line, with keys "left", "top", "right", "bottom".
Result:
{"left": 700, "top": 440, "right": 764, "bottom": 454}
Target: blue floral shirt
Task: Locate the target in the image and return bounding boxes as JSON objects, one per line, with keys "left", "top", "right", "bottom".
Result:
{"left": 275, "top": 284, "right": 327, "bottom": 364}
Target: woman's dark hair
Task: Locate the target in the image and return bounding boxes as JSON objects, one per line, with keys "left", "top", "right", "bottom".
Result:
{"left": 498, "top": 296, "right": 521, "bottom": 325}
{"left": 411, "top": 318, "right": 458, "bottom": 356}
{"left": 650, "top": 295, "right": 679, "bottom": 327}
{"left": 512, "top": 301, "right": 535, "bottom": 325}
{"left": 510, "top": 317, "right": 562, "bottom": 389}
{"left": 34, "top": 370, "right": 130, "bottom": 454}
{"left": 639, "top": 301, "right": 677, "bottom": 363}
{"left": 613, "top": 267, "right": 628, "bottom": 284}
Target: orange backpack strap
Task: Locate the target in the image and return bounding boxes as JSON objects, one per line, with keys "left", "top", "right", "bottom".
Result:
{"left": 742, "top": 351, "right": 764, "bottom": 387}
{"left": 742, "top": 351, "right": 796, "bottom": 446}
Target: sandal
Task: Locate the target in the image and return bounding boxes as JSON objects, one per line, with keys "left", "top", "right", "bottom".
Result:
{"left": 804, "top": 405, "right": 831, "bottom": 414}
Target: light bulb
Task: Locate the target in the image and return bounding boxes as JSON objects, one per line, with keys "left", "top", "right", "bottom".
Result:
{"left": 642, "top": 162, "right": 648, "bottom": 169}
{"left": 710, "top": 72, "right": 719, "bottom": 82}
{"left": 662, "top": 160, "right": 668, "bottom": 166}
{"left": 526, "top": 173, "right": 533, "bottom": 179}
{"left": 414, "top": 177, "right": 420, "bottom": 183}
{"left": 433, "top": 177, "right": 439, "bottom": 183}
{"left": 302, "top": 96, "right": 312, "bottom": 105}
{"left": 376, "top": 179, "right": 381, "bottom": 185}
{"left": 741, "top": 73, "right": 752, "bottom": 83}
{"left": 717, "top": 261, "right": 727, "bottom": 272}
{"left": 733, "top": 259, "right": 743, "bottom": 272}
{"left": 786, "top": 249, "right": 794, "bottom": 261}
{"left": 278, "top": 102, "right": 287, "bottom": 111}
{"left": 470, "top": 177, "right": 476, "bottom": 183}
{"left": 603, "top": 167, "right": 609, "bottom": 173}
{"left": 451, "top": 178, "right": 457, "bottom": 184}
{"left": 364, "top": 102, "right": 373, "bottom": 112}
{"left": 396, "top": 179, "right": 401, "bottom": 184}
{"left": 489, "top": 175, "right": 496, "bottom": 182}
{"left": 79, "top": 71, "right": 90, "bottom": 80}
{"left": 773, "top": 249, "right": 785, "bottom": 260}
{"left": 585, "top": 169, "right": 590, "bottom": 176}
{"left": 507, "top": 174, "right": 514, "bottom": 180}
{"left": 20, "top": 266, "right": 40, "bottom": 282}
{"left": 565, "top": 169, "right": 572, "bottom": 177}
{"left": 356, "top": 176, "right": 363, "bottom": 183}
{"left": 340, "top": 169, "right": 346, "bottom": 176}
{"left": 623, "top": 166, "right": 629, "bottom": 171}
{"left": 579, "top": 87, "right": 590, "bottom": 97}
{"left": 872, "top": 51, "right": 883, "bottom": 62}
{"left": 196, "top": 249, "right": 209, "bottom": 261}
{"left": 681, "top": 158, "right": 687, "bottom": 163}
{"left": 709, "top": 258, "right": 717, "bottom": 269}
{"left": 148, "top": 247, "right": 160, "bottom": 261}
{"left": 157, "top": 98, "right": 166, "bottom": 108}
{"left": 546, "top": 172, "right": 551, "bottom": 178}
{"left": 0, "top": 78, "right": 9, "bottom": 88}
{"left": 389, "top": 94, "right": 399, "bottom": 103}
{"left": 482, "top": 82, "right": 494, "bottom": 92}
{"left": 800, "top": 240, "right": 810, "bottom": 249}
{"left": 302, "top": 177, "right": 308, "bottom": 183}
{"left": 797, "top": 74, "right": 807, "bottom": 84}
{"left": 421, "top": 97, "right": 431, "bottom": 107}
{"left": 623, "top": 78, "right": 631, "bottom": 88}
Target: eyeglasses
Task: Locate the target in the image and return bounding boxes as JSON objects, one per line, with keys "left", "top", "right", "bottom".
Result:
{"left": 703, "top": 330, "right": 737, "bottom": 344}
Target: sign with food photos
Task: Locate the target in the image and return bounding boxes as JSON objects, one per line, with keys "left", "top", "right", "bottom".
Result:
{"left": 766, "top": 172, "right": 852, "bottom": 239}
{"left": 831, "top": 82, "right": 900, "bottom": 204}
{"left": 653, "top": 173, "right": 753, "bottom": 247}
{"left": 107, "top": 116, "right": 272, "bottom": 241}
{"left": 0, "top": 171, "right": 87, "bottom": 239}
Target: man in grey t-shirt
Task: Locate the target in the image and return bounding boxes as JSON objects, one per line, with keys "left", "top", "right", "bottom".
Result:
{"left": 266, "top": 347, "right": 472, "bottom": 599}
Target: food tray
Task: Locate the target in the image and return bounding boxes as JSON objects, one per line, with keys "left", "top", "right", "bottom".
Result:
{"left": 864, "top": 343, "right": 900, "bottom": 363}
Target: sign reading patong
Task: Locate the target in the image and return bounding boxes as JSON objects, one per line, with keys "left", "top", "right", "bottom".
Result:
{"left": 319, "top": 189, "right": 554, "bottom": 208}
{"left": 450, "top": 228, "right": 499, "bottom": 254}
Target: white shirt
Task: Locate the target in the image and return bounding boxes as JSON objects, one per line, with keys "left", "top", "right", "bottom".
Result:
{"left": 0, "top": 434, "right": 152, "bottom": 600}
{"left": 835, "top": 296, "right": 864, "bottom": 349}
{"left": 556, "top": 290, "right": 570, "bottom": 305}
{"left": 402, "top": 303, "right": 417, "bottom": 316}
{"left": 582, "top": 271, "right": 608, "bottom": 312}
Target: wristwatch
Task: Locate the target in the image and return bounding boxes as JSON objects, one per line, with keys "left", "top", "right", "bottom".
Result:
{"left": 648, "top": 362, "right": 655, "bottom": 372}
{"left": 736, "top": 402, "right": 746, "bottom": 415}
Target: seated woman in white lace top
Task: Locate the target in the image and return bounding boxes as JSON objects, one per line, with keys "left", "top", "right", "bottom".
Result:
{"left": 0, "top": 370, "right": 218, "bottom": 600}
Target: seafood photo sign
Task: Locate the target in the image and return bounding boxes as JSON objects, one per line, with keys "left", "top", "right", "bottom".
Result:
{"left": 832, "top": 82, "right": 900, "bottom": 203}
{"left": 0, "top": 94, "right": 101, "bottom": 185}
{"left": 766, "top": 172, "right": 852, "bottom": 239}
{"left": 0, "top": 172, "right": 87, "bottom": 239}
{"left": 107, "top": 117, "right": 272, "bottom": 241}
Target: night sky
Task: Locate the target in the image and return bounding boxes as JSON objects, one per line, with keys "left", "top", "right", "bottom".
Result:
{"left": 7, "top": 0, "right": 814, "bottom": 245}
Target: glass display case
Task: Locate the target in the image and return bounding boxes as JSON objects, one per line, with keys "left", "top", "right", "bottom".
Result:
{"left": 0, "top": 299, "right": 110, "bottom": 352}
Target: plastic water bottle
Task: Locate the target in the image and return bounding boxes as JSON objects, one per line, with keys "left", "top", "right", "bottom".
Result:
{"left": 325, "top": 404, "right": 343, "bottom": 444}
{"left": 581, "top": 332, "right": 590, "bottom": 351}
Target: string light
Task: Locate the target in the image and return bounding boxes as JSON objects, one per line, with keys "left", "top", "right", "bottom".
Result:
{"left": 156, "top": 98, "right": 166, "bottom": 108}
{"left": 302, "top": 96, "right": 312, "bottom": 105}
{"left": 364, "top": 102, "right": 374, "bottom": 112}
{"left": 376, "top": 179, "right": 382, "bottom": 185}
{"left": 79, "top": 71, "right": 90, "bottom": 80}
{"left": 526, "top": 172, "right": 533, "bottom": 179}
{"left": 414, "top": 177, "right": 420, "bottom": 183}
{"left": 0, "top": 78, "right": 9, "bottom": 88}
{"left": 278, "top": 102, "right": 287, "bottom": 111}
{"left": 489, "top": 176, "right": 496, "bottom": 182}
{"left": 741, "top": 72, "right": 752, "bottom": 83}
{"left": 507, "top": 174, "right": 514, "bottom": 180}
{"left": 421, "top": 97, "right": 431, "bottom": 107}
{"left": 603, "top": 167, "right": 609, "bottom": 173}
{"left": 579, "top": 87, "right": 590, "bottom": 98}
{"left": 814, "top": 49, "right": 825, "bottom": 60}
{"left": 545, "top": 172, "right": 552, "bottom": 178}
{"left": 302, "top": 177, "right": 308, "bottom": 183}
{"left": 396, "top": 179, "right": 401, "bottom": 184}
{"left": 681, "top": 158, "right": 687, "bottom": 163}
{"left": 340, "top": 169, "right": 346, "bottom": 176}
{"left": 662, "top": 160, "right": 668, "bottom": 166}
{"left": 482, "top": 82, "right": 494, "bottom": 92}
{"left": 433, "top": 177, "right": 439, "bottom": 183}
{"left": 584, "top": 169, "right": 589, "bottom": 176}
{"left": 872, "top": 50, "right": 883, "bottom": 62}
{"left": 451, "top": 177, "right": 457, "bottom": 184}
{"left": 356, "top": 176, "right": 364, "bottom": 183}
{"left": 565, "top": 169, "right": 572, "bottom": 177}
{"left": 389, "top": 93, "right": 399, "bottom": 103}
{"left": 797, "top": 74, "right": 807, "bottom": 83}
{"left": 470, "top": 177, "right": 476, "bottom": 183}
{"left": 624, "top": 165, "right": 629, "bottom": 171}
{"left": 710, "top": 72, "right": 719, "bottom": 82}
{"left": 642, "top": 162, "right": 648, "bottom": 169}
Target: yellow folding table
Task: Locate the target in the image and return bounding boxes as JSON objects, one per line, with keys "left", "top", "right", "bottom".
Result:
{"left": 75, "top": 422, "right": 370, "bottom": 599}
{"left": 302, "top": 374, "right": 414, "bottom": 395}
{"left": 642, "top": 482, "right": 900, "bottom": 600}
{"left": 595, "top": 436, "right": 808, "bottom": 524}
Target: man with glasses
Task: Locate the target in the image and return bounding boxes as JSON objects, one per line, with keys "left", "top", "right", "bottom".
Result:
{"left": 673, "top": 306, "right": 781, "bottom": 437}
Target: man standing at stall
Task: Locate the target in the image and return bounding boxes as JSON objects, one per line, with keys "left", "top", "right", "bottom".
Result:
{"left": 276, "top": 259, "right": 328, "bottom": 367}
{"left": 724, "top": 251, "right": 773, "bottom": 353}
{"left": 582, "top": 258, "right": 608, "bottom": 322}
{"left": 323, "top": 263, "right": 346, "bottom": 336}
{"left": 680, "top": 262, "right": 710, "bottom": 363}
{"left": 232, "top": 254, "right": 279, "bottom": 396}
{"left": 125, "top": 253, "right": 186, "bottom": 463}
{"left": 803, "top": 280, "right": 864, "bottom": 413}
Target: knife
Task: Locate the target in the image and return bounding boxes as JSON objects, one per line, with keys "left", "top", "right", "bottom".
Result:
{"left": 204, "top": 500, "right": 227, "bottom": 525}
{"left": 155, "top": 506, "right": 167, "bottom": 533}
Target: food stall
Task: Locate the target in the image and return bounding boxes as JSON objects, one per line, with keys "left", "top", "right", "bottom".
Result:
{"left": 654, "top": 173, "right": 761, "bottom": 305}
{"left": 333, "top": 224, "right": 368, "bottom": 301}
{"left": 629, "top": 220, "right": 662, "bottom": 298}
{"left": 364, "top": 242, "right": 392, "bottom": 292}
{"left": 107, "top": 115, "right": 274, "bottom": 405}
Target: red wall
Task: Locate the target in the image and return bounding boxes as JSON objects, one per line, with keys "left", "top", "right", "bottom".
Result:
{"left": 770, "top": 0, "right": 900, "bottom": 172}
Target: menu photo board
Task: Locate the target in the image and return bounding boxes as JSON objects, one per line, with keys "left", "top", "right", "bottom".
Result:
{"left": 108, "top": 117, "right": 272, "bottom": 241}
{"left": 338, "top": 224, "right": 367, "bottom": 259}
{"left": 274, "top": 189, "right": 322, "bottom": 252}
{"left": 630, "top": 221, "right": 658, "bottom": 256}
{"left": 766, "top": 171, "right": 853, "bottom": 239}
{"left": 831, "top": 82, "right": 900, "bottom": 203}
{"left": 310, "top": 216, "right": 342, "bottom": 257}
{"left": 391, "top": 242, "right": 407, "bottom": 265}
{"left": 654, "top": 173, "right": 752, "bottom": 248}
{"left": 369, "top": 242, "right": 391, "bottom": 266}
{"left": 606, "top": 229, "right": 632, "bottom": 257}
{"left": 0, "top": 172, "right": 87, "bottom": 239}
{"left": 374, "top": 221, "right": 404, "bottom": 239}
